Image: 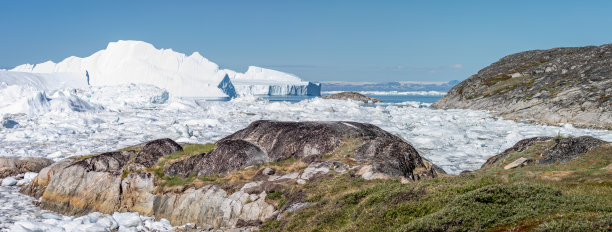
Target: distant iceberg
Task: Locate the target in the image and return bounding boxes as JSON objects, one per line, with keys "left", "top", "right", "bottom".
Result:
{"left": 224, "top": 66, "right": 321, "bottom": 96}
{"left": 12, "top": 40, "right": 320, "bottom": 98}
{"left": 12, "top": 40, "right": 238, "bottom": 98}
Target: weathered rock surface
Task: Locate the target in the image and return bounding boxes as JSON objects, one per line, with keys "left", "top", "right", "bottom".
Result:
{"left": 503, "top": 157, "right": 532, "bottom": 170}
{"left": 0, "top": 156, "right": 53, "bottom": 178}
{"left": 167, "top": 120, "right": 441, "bottom": 181}
{"left": 482, "top": 136, "right": 608, "bottom": 169}
{"left": 22, "top": 121, "right": 441, "bottom": 229}
{"left": 433, "top": 44, "right": 612, "bottom": 129}
{"left": 129, "top": 138, "right": 183, "bottom": 170}
{"left": 537, "top": 136, "right": 606, "bottom": 165}
{"left": 120, "top": 172, "right": 276, "bottom": 228}
{"left": 322, "top": 92, "right": 382, "bottom": 103}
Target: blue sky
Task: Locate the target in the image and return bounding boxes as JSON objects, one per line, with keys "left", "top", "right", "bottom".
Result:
{"left": 1, "top": 1, "right": 611, "bottom": 82}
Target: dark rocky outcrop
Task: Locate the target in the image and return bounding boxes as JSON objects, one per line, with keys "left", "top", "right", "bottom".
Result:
{"left": 0, "top": 157, "right": 53, "bottom": 178}
{"left": 482, "top": 136, "right": 608, "bottom": 169}
{"left": 167, "top": 120, "right": 441, "bottom": 180}
{"left": 167, "top": 139, "right": 267, "bottom": 177}
{"left": 322, "top": 92, "right": 382, "bottom": 103}
{"left": 433, "top": 44, "right": 612, "bottom": 129}
{"left": 129, "top": 138, "right": 182, "bottom": 170}
{"left": 538, "top": 136, "right": 606, "bottom": 165}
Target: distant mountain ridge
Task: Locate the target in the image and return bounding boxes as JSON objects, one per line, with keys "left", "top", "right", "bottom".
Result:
{"left": 434, "top": 44, "right": 612, "bottom": 129}
{"left": 321, "top": 80, "right": 459, "bottom": 92}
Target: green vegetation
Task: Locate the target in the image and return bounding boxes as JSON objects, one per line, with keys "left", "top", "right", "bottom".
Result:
{"left": 75, "top": 146, "right": 141, "bottom": 161}
{"left": 143, "top": 143, "right": 217, "bottom": 187}
{"left": 321, "top": 137, "right": 362, "bottom": 165}
{"left": 483, "top": 75, "right": 535, "bottom": 98}
{"left": 475, "top": 59, "right": 549, "bottom": 99}
{"left": 158, "top": 143, "right": 217, "bottom": 167}
{"left": 161, "top": 173, "right": 197, "bottom": 187}
{"left": 74, "top": 153, "right": 103, "bottom": 161}
{"left": 266, "top": 191, "right": 283, "bottom": 200}
{"left": 261, "top": 142, "right": 612, "bottom": 232}
{"left": 483, "top": 73, "right": 512, "bottom": 87}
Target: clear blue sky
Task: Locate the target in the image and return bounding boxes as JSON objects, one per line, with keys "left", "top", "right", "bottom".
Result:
{"left": 1, "top": 0, "right": 611, "bottom": 82}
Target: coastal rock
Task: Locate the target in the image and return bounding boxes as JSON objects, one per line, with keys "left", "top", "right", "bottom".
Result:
{"left": 433, "top": 44, "right": 612, "bottom": 129}
{"left": 0, "top": 157, "right": 53, "bottom": 178}
{"left": 21, "top": 121, "right": 441, "bottom": 229}
{"left": 40, "top": 151, "right": 135, "bottom": 215}
{"left": 322, "top": 92, "right": 382, "bottom": 103}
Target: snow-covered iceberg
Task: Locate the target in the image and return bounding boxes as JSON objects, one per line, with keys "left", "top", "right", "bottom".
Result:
{"left": 11, "top": 40, "right": 320, "bottom": 99}
{"left": 224, "top": 66, "right": 321, "bottom": 96}
{"left": 13, "top": 40, "right": 236, "bottom": 98}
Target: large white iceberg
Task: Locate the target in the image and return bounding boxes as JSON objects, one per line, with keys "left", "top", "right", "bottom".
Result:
{"left": 11, "top": 40, "right": 320, "bottom": 99}
{"left": 224, "top": 66, "right": 321, "bottom": 96}
{"left": 12, "top": 40, "right": 236, "bottom": 98}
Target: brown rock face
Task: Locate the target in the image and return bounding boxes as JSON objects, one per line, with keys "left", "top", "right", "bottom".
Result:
{"left": 0, "top": 156, "right": 54, "bottom": 178}
{"left": 167, "top": 120, "right": 442, "bottom": 180}
{"left": 433, "top": 44, "right": 612, "bottom": 129}
{"left": 24, "top": 138, "right": 181, "bottom": 216}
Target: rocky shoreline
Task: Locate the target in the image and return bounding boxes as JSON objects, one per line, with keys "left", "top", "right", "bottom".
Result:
{"left": 0, "top": 118, "right": 609, "bottom": 230}
{"left": 434, "top": 44, "right": 612, "bottom": 130}
{"left": 17, "top": 120, "right": 441, "bottom": 230}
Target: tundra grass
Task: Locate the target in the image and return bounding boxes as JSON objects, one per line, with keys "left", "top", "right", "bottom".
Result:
{"left": 261, "top": 143, "right": 612, "bottom": 232}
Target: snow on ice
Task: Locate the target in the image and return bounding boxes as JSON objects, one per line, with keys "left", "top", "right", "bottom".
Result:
{"left": 11, "top": 40, "right": 321, "bottom": 98}
{"left": 225, "top": 66, "right": 321, "bottom": 96}
{"left": 0, "top": 85, "right": 610, "bottom": 230}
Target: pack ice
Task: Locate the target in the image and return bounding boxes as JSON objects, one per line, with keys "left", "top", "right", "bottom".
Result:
{"left": 0, "top": 71, "right": 100, "bottom": 115}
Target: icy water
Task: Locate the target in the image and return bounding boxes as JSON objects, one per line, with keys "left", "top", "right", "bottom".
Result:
{"left": 263, "top": 92, "right": 443, "bottom": 103}
{"left": 207, "top": 93, "right": 443, "bottom": 104}
{"left": 1, "top": 85, "right": 611, "bottom": 231}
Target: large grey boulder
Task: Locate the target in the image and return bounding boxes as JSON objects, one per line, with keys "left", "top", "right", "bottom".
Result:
{"left": 433, "top": 44, "right": 612, "bottom": 129}
{"left": 166, "top": 120, "right": 442, "bottom": 181}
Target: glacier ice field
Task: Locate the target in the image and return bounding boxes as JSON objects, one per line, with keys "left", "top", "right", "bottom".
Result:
{"left": 1, "top": 84, "right": 611, "bottom": 231}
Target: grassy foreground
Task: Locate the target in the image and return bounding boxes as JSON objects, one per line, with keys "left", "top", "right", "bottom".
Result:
{"left": 261, "top": 143, "right": 612, "bottom": 231}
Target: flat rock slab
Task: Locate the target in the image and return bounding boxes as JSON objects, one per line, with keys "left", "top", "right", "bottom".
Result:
{"left": 504, "top": 157, "right": 530, "bottom": 170}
